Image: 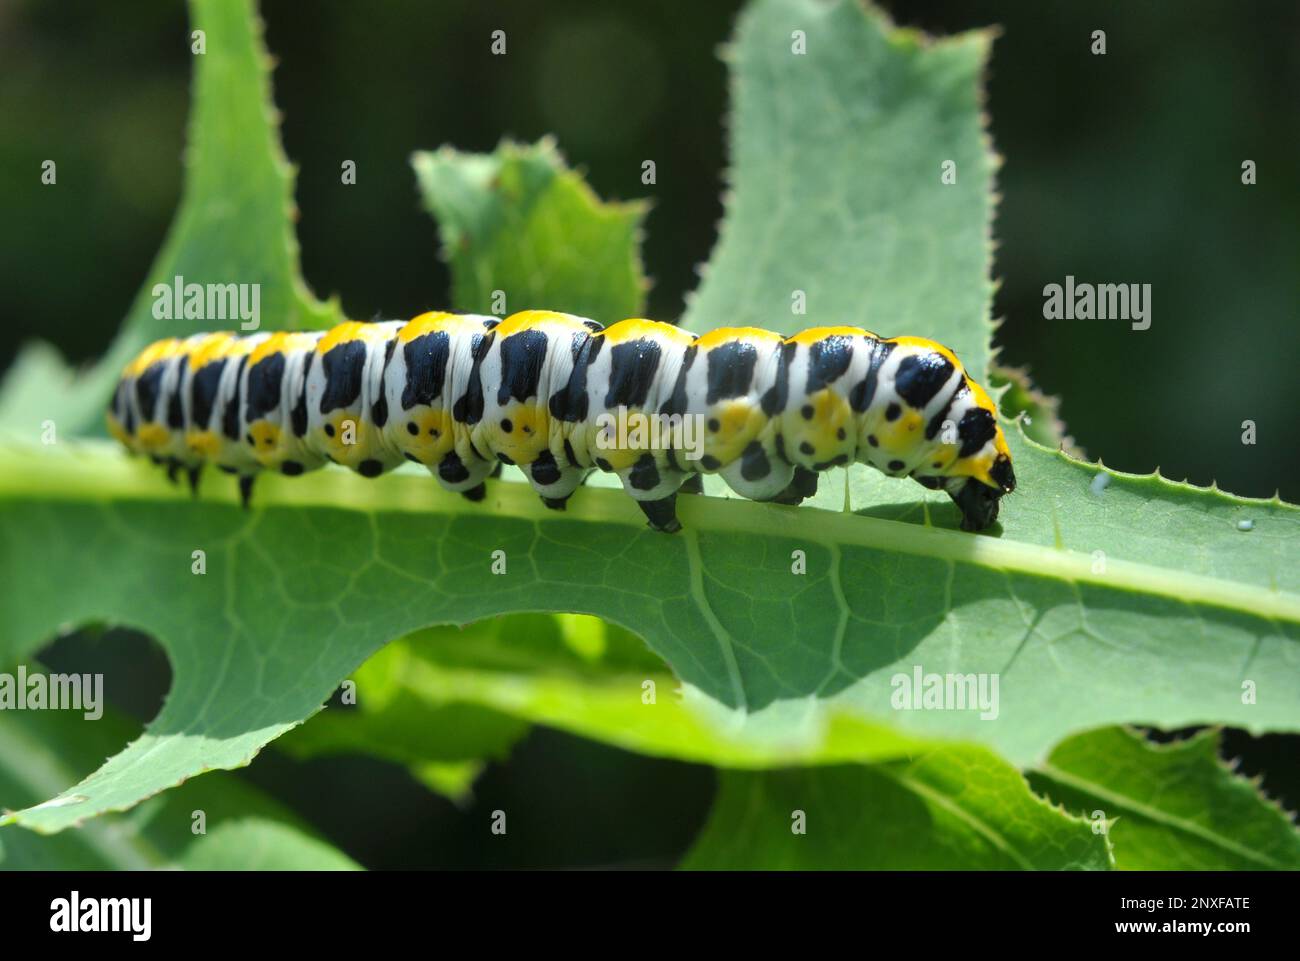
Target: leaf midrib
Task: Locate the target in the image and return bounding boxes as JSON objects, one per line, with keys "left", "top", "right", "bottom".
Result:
{"left": 1031, "top": 762, "right": 1286, "bottom": 869}
{"left": 4, "top": 439, "right": 1297, "bottom": 624}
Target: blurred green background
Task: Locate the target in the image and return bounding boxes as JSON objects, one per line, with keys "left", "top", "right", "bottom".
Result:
{"left": 2, "top": 0, "right": 1297, "bottom": 868}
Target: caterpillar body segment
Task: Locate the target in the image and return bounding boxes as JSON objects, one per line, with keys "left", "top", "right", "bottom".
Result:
{"left": 242, "top": 330, "right": 327, "bottom": 477}
{"left": 378, "top": 311, "right": 500, "bottom": 500}
{"left": 110, "top": 310, "right": 1016, "bottom": 532}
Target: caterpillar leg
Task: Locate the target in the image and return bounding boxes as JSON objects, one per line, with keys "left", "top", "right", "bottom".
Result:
{"left": 718, "top": 442, "right": 794, "bottom": 502}
{"left": 770, "top": 466, "right": 819, "bottom": 506}
{"left": 186, "top": 465, "right": 203, "bottom": 497}
{"left": 636, "top": 494, "right": 681, "bottom": 533}
{"left": 679, "top": 472, "right": 704, "bottom": 495}
{"left": 527, "top": 451, "right": 589, "bottom": 512}
{"left": 535, "top": 476, "right": 585, "bottom": 511}
{"left": 433, "top": 450, "right": 496, "bottom": 503}
{"left": 238, "top": 474, "right": 256, "bottom": 510}
{"left": 618, "top": 454, "right": 690, "bottom": 533}
{"left": 355, "top": 457, "right": 400, "bottom": 479}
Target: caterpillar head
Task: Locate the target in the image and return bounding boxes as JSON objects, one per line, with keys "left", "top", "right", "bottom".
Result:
{"left": 939, "top": 453, "right": 1016, "bottom": 532}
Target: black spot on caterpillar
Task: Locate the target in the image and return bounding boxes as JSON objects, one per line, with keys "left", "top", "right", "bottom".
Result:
{"left": 108, "top": 311, "right": 1015, "bottom": 533}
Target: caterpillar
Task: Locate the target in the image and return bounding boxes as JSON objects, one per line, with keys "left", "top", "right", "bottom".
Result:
{"left": 107, "top": 310, "right": 1016, "bottom": 532}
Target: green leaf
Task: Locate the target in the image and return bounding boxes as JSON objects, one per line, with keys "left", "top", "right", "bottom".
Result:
{"left": 682, "top": 747, "right": 1113, "bottom": 870}
{"left": 3, "top": 431, "right": 1294, "bottom": 836}
{"left": 280, "top": 617, "right": 935, "bottom": 770}
{"left": 409, "top": 761, "right": 488, "bottom": 805}
{"left": 178, "top": 819, "right": 360, "bottom": 870}
{"left": 413, "top": 139, "right": 648, "bottom": 321}
{"left": 1027, "top": 727, "right": 1300, "bottom": 870}
{"left": 0, "top": 692, "right": 357, "bottom": 870}
{"left": 683, "top": 0, "right": 996, "bottom": 384}
{"left": 0, "top": 0, "right": 341, "bottom": 440}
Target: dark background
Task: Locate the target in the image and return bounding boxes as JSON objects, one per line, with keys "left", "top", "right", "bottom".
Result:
{"left": 4, "top": 1, "right": 1297, "bottom": 868}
